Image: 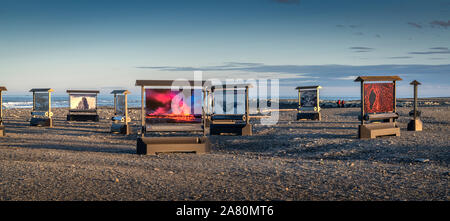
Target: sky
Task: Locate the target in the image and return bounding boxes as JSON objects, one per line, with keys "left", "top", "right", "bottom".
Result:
{"left": 0, "top": 0, "right": 449, "bottom": 97}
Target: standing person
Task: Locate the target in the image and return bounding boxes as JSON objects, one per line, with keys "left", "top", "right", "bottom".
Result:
{"left": 341, "top": 100, "right": 345, "bottom": 108}
{"left": 337, "top": 99, "right": 341, "bottom": 108}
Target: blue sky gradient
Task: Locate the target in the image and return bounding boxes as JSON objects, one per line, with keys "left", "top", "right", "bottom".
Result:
{"left": 0, "top": 0, "right": 449, "bottom": 97}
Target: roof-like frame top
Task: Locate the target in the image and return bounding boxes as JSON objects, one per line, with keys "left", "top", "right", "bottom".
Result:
{"left": 354, "top": 76, "right": 402, "bottom": 82}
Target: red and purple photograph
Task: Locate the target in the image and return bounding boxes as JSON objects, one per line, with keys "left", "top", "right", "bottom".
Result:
{"left": 145, "top": 89, "right": 202, "bottom": 123}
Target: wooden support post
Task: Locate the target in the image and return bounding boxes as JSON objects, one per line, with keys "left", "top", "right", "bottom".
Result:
{"left": 0, "top": 91, "right": 3, "bottom": 125}
{"left": 408, "top": 80, "right": 422, "bottom": 131}
{"left": 393, "top": 80, "right": 397, "bottom": 113}
{"left": 413, "top": 83, "right": 418, "bottom": 120}
{"left": 48, "top": 91, "right": 52, "bottom": 127}
{"left": 207, "top": 90, "right": 211, "bottom": 115}
{"left": 141, "top": 85, "right": 145, "bottom": 137}
{"left": 245, "top": 86, "right": 249, "bottom": 125}
{"left": 212, "top": 89, "right": 215, "bottom": 115}
{"left": 202, "top": 88, "right": 207, "bottom": 137}
{"left": 114, "top": 93, "right": 117, "bottom": 115}
{"left": 0, "top": 89, "right": 4, "bottom": 136}
{"left": 297, "top": 89, "right": 301, "bottom": 113}
{"left": 32, "top": 92, "right": 35, "bottom": 111}
{"left": 316, "top": 87, "right": 320, "bottom": 112}
{"left": 360, "top": 81, "right": 365, "bottom": 125}
{"left": 393, "top": 80, "right": 397, "bottom": 124}
{"left": 125, "top": 93, "right": 129, "bottom": 135}
{"left": 95, "top": 94, "right": 98, "bottom": 116}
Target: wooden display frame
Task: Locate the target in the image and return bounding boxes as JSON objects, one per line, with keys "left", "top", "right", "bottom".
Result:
{"left": 355, "top": 76, "right": 402, "bottom": 139}
{"left": 66, "top": 90, "right": 100, "bottom": 122}
{"left": 110, "top": 90, "right": 131, "bottom": 135}
{"left": 407, "top": 80, "right": 423, "bottom": 131}
{"left": 207, "top": 84, "right": 253, "bottom": 136}
{"left": 0, "top": 86, "right": 7, "bottom": 136}
{"left": 135, "top": 80, "right": 210, "bottom": 155}
{"left": 295, "top": 85, "right": 321, "bottom": 121}
{"left": 29, "top": 88, "right": 53, "bottom": 127}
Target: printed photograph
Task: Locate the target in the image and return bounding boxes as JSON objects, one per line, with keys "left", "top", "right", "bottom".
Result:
{"left": 34, "top": 93, "right": 49, "bottom": 111}
{"left": 300, "top": 90, "right": 317, "bottom": 108}
{"left": 364, "top": 83, "right": 394, "bottom": 113}
{"left": 115, "top": 94, "right": 126, "bottom": 116}
{"left": 70, "top": 94, "right": 97, "bottom": 110}
{"left": 145, "top": 89, "right": 202, "bottom": 123}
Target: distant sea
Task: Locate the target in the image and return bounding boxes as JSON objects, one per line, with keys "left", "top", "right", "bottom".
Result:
{"left": 1, "top": 94, "right": 361, "bottom": 109}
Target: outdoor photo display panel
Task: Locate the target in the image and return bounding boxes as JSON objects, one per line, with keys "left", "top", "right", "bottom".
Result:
{"left": 213, "top": 90, "right": 245, "bottom": 115}
{"left": 300, "top": 90, "right": 317, "bottom": 108}
{"left": 145, "top": 89, "right": 202, "bottom": 123}
{"left": 116, "top": 94, "right": 126, "bottom": 116}
{"left": 364, "top": 83, "right": 394, "bottom": 114}
{"left": 35, "top": 93, "right": 49, "bottom": 111}
{"left": 70, "top": 94, "right": 97, "bottom": 111}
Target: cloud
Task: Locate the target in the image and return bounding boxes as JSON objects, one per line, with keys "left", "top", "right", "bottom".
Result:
{"left": 223, "top": 62, "right": 264, "bottom": 67}
{"left": 387, "top": 56, "right": 413, "bottom": 59}
{"left": 349, "top": 46, "right": 374, "bottom": 53}
{"left": 430, "top": 20, "right": 450, "bottom": 28}
{"left": 429, "top": 47, "right": 448, "bottom": 50}
{"left": 349, "top": 47, "right": 373, "bottom": 50}
{"left": 334, "top": 76, "right": 359, "bottom": 80}
{"left": 409, "top": 47, "right": 450, "bottom": 55}
{"left": 353, "top": 32, "right": 364, "bottom": 36}
{"left": 410, "top": 51, "right": 450, "bottom": 55}
{"left": 407, "top": 22, "right": 422, "bottom": 28}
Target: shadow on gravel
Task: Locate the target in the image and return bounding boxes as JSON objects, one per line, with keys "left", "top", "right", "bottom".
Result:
{"left": 109, "top": 134, "right": 138, "bottom": 141}
{"left": 7, "top": 141, "right": 135, "bottom": 154}
{"left": 3, "top": 120, "right": 31, "bottom": 127}
{"left": 335, "top": 111, "right": 360, "bottom": 117}
{"left": 302, "top": 133, "right": 357, "bottom": 139}
{"left": 45, "top": 127, "right": 109, "bottom": 134}
{"left": 4, "top": 127, "right": 108, "bottom": 137}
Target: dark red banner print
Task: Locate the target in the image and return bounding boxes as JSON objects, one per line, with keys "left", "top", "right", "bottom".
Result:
{"left": 364, "top": 83, "right": 394, "bottom": 114}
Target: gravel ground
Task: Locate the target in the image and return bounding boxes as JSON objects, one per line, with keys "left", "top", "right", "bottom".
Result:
{"left": 0, "top": 104, "right": 448, "bottom": 201}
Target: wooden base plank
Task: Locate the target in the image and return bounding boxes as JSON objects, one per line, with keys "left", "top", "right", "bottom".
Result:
{"left": 359, "top": 123, "right": 400, "bottom": 139}
{"left": 146, "top": 123, "right": 203, "bottom": 132}
{"left": 136, "top": 136, "right": 210, "bottom": 155}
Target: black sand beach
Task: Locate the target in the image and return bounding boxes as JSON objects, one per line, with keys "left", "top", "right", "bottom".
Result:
{"left": 0, "top": 100, "right": 448, "bottom": 200}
